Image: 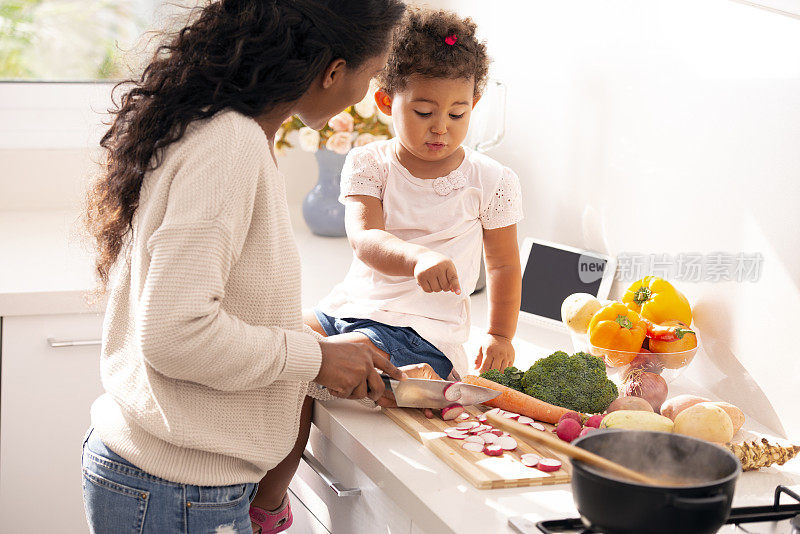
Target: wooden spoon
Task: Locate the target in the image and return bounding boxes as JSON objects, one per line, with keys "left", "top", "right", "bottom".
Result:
{"left": 485, "top": 411, "right": 676, "bottom": 486}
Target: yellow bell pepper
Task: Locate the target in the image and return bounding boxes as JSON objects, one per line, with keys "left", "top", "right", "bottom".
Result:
{"left": 622, "top": 276, "right": 693, "bottom": 326}
{"left": 587, "top": 303, "right": 647, "bottom": 366}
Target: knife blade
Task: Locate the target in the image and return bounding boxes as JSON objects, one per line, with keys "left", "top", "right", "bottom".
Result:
{"left": 380, "top": 375, "right": 500, "bottom": 409}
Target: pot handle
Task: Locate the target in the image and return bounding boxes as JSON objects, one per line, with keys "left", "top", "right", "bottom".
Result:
{"left": 671, "top": 493, "right": 728, "bottom": 510}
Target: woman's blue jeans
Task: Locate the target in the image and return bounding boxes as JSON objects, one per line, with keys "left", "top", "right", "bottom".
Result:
{"left": 81, "top": 427, "right": 258, "bottom": 533}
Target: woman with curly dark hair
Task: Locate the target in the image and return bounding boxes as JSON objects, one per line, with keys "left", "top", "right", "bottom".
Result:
{"left": 81, "top": 1, "right": 405, "bottom": 532}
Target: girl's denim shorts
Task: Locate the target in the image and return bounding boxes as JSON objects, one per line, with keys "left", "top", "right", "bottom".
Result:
{"left": 314, "top": 309, "right": 454, "bottom": 380}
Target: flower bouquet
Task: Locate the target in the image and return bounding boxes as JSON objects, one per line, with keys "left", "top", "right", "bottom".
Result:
{"left": 275, "top": 89, "right": 394, "bottom": 155}
{"left": 279, "top": 89, "right": 394, "bottom": 236}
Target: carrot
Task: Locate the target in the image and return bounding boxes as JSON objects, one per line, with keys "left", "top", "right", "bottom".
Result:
{"left": 462, "top": 375, "right": 572, "bottom": 424}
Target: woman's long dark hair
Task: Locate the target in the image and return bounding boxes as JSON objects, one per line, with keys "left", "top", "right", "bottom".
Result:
{"left": 86, "top": 0, "right": 405, "bottom": 292}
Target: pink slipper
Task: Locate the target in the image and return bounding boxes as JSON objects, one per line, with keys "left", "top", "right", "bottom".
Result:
{"left": 249, "top": 494, "right": 293, "bottom": 534}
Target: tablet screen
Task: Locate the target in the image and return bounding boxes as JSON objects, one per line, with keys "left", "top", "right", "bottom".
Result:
{"left": 521, "top": 242, "right": 609, "bottom": 322}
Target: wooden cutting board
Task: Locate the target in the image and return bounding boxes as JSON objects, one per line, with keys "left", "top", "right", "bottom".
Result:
{"left": 384, "top": 405, "right": 571, "bottom": 489}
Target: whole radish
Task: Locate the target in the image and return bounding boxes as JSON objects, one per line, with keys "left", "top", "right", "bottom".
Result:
{"left": 558, "top": 411, "right": 582, "bottom": 425}
{"left": 584, "top": 414, "right": 605, "bottom": 428}
{"left": 556, "top": 418, "right": 582, "bottom": 443}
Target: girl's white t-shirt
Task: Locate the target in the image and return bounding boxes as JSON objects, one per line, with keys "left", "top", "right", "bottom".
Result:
{"left": 317, "top": 139, "right": 523, "bottom": 376}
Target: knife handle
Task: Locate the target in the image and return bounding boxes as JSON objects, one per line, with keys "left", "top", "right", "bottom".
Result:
{"left": 379, "top": 374, "right": 393, "bottom": 392}
{"left": 366, "top": 374, "right": 394, "bottom": 398}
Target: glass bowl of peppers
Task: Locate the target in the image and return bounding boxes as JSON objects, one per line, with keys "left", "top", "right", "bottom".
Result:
{"left": 571, "top": 277, "right": 699, "bottom": 384}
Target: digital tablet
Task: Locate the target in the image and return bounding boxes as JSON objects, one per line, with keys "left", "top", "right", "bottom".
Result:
{"left": 518, "top": 237, "right": 616, "bottom": 330}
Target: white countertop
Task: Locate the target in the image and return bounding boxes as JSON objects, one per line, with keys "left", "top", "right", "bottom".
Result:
{"left": 2, "top": 207, "right": 799, "bottom": 533}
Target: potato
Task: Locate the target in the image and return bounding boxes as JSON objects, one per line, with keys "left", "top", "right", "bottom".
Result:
{"left": 660, "top": 394, "right": 710, "bottom": 421}
{"left": 600, "top": 410, "right": 674, "bottom": 432}
{"left": 673, "top": 402, "right": 734, "bottom": 444}
{"left": 561, "top": 293, "right": 602, "bottom": 334}
{"left": 660, "top": 396, "right": 744, "bottom": 433}
{"left": 713, "top": 402, "right": 745, "bottom": 434}
{"left": 607, "top": 396, "right": 654, "bottom": 413}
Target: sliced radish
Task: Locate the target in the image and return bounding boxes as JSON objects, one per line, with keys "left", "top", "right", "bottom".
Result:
{"left": 465, "top": 435, "right": 486, "bottom": 445}
{"left": 489, "top": 429, "right": 505, "bottom": 437}
{"left": 444, "top": 426, "right": 461, "bottom": 433}
{"left": 502, "top": 412, "right": 520, "bottom": 420}
{"left": 483, "top": 444, "right": 504, "bottom": 457}
{"left": 457, "top": 412, "right": 471, "bottom": 421}
{"left": 457, "top": 421, "right": 480, "bottom": 430}
{"left": 537, "top": 458, "right": 562, "bottom": 472}
{"left": 477, "top": 414, "right": 488, "bottom": 423}
{"left": 484, "top": 408, "right": 501, "bottom": 417}
{"left": 446, "top": 432, "right": 468, "bottom": 440}
{"left": 470, "top": 424, "right": 492, "bottom": 434}
{"left": 442, "top": 382, "right": 463, "bottom": 401}
{"left": 499, "top": 436, "right": 518, "bottom": 451}
{"left": 521, "top": 454, "right": 541, "bottom": 467}
{"left": 462, "top": 441, "right": 485, "bottom": 453}
{"left": 481, "top": 433, "right": 498, "bottom": 445}
{"left": 530, "top": 423, "right": 546, "bottom": 431}
{"left": 441, "top": 404, "right": 465, "bottom": 421}
{"left": 517, "top": 416, "right": 534, "bottom": 425}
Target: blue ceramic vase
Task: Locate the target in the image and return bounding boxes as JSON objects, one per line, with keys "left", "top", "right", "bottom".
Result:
{"left": 303, "top": 149, "right": 348, "bottom": 237}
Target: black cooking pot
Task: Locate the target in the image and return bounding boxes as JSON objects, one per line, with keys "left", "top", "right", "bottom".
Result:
{"left": 571, "top": 429, "right": 741, "bottom": 534}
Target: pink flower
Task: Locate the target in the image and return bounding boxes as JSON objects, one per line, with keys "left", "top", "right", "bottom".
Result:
{"left": 354, "top": 133, "right": 377, "bottom": 147}
{"left": 328, "top": 112, "right": 355, "bottom": 132}
{"left": 326, "top": 132, "right": 353, "bottom": 154}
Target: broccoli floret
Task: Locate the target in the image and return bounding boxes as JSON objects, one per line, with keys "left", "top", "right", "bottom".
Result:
{"left": 479, "top": 368, "right": 505, "bottom": 384}
{"left": 502, "top": 366, "right": 524, "bottom": 391}
{"left": 479, "top": 367, "right": 525, "bottom": 390}
{"left": 521, "top": 351, "right": 618, "bottom": 413}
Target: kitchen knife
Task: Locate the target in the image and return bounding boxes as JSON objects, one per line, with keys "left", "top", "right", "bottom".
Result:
{"left": 380, "top": 375, "right": 500, "bottom": 409}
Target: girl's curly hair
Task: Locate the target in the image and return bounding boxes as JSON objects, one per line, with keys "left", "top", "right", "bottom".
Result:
{"left": 377, "top": 7, "right": 489, "bottom": 98}
{"left": 85, "top": 0, "right": 404, "bottom": 293}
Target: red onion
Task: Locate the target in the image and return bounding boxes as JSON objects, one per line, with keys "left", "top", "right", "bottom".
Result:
{"left": 623, "top": 370, "right": 668, "bottom": 412}
{"left": 628, "top": 352, "right": 665, "bottom": 375}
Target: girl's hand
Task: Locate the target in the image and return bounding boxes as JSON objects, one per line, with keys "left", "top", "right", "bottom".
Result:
{"left": 400, "top": 363, "right": 438, "bottom": 419}
{"left": 414, "top": 251, "right": 461, "bottom": 294}
{"left": 376, "top": 362, "right": 440, "bottom": 419}
{"left": 475, "top": 333, "right": 515, "bottom": 373}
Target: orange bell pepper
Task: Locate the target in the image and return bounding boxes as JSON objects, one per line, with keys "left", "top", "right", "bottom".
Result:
{"left": 587, "top": 303, "right": 647, "bottom": 366}
{"left": 622, "top": 276, "right": 693, "bottom": 326}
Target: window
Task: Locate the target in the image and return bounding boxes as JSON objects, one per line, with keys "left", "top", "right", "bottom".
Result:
{"left": 0, "top": 0, "right": 195, "bottom": 148}
{"left": 1, "top": 0, "right": 157, "bottom": 82}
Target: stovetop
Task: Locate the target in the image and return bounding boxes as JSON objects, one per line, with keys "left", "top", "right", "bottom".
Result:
{"left": 508, "top": 486, "right": 800, "bottom": 534}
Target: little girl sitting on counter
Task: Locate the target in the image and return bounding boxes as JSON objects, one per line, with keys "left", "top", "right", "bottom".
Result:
{"left": 310, "top": 7, "right": 524, "bottom": 380}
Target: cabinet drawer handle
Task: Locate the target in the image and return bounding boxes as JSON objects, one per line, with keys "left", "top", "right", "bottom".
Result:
{"left": 301, "top": 449, "right": 361, "bottom": 497}
{"left": 47, "top": 338, "right": 102, "bottom": 348}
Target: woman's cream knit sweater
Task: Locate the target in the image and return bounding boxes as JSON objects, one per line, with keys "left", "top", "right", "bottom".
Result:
{"left": 91, "top": 109, "right": 326, "bottom": 486}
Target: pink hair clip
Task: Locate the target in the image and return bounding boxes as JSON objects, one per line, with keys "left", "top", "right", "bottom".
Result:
{"left": 445, "top": 34, "right": 458, "bottom": 46}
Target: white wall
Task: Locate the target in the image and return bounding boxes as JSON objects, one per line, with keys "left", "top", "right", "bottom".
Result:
{"left": 428, "top": 0, "right": 800, "bottom": 438}
{"left": 0, "top": 147, "right": 317, "bottom": 211}
{"left": 0, "top": 92, "right": 318, "bottom": 212}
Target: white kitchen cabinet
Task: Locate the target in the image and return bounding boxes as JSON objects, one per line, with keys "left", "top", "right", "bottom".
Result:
{"left": 0, "top": 312, "right": 104, "bottom": 534}
{"left": 289, "top": 424, "right": 413, "bottom": 534}
{"left": 286, "top": 488, "right": 331, "bottom": 534}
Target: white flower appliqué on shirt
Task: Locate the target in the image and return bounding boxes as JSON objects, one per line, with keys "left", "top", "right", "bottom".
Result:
{"left": 432, "top": 170, "right": 468, "bottom": 196}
